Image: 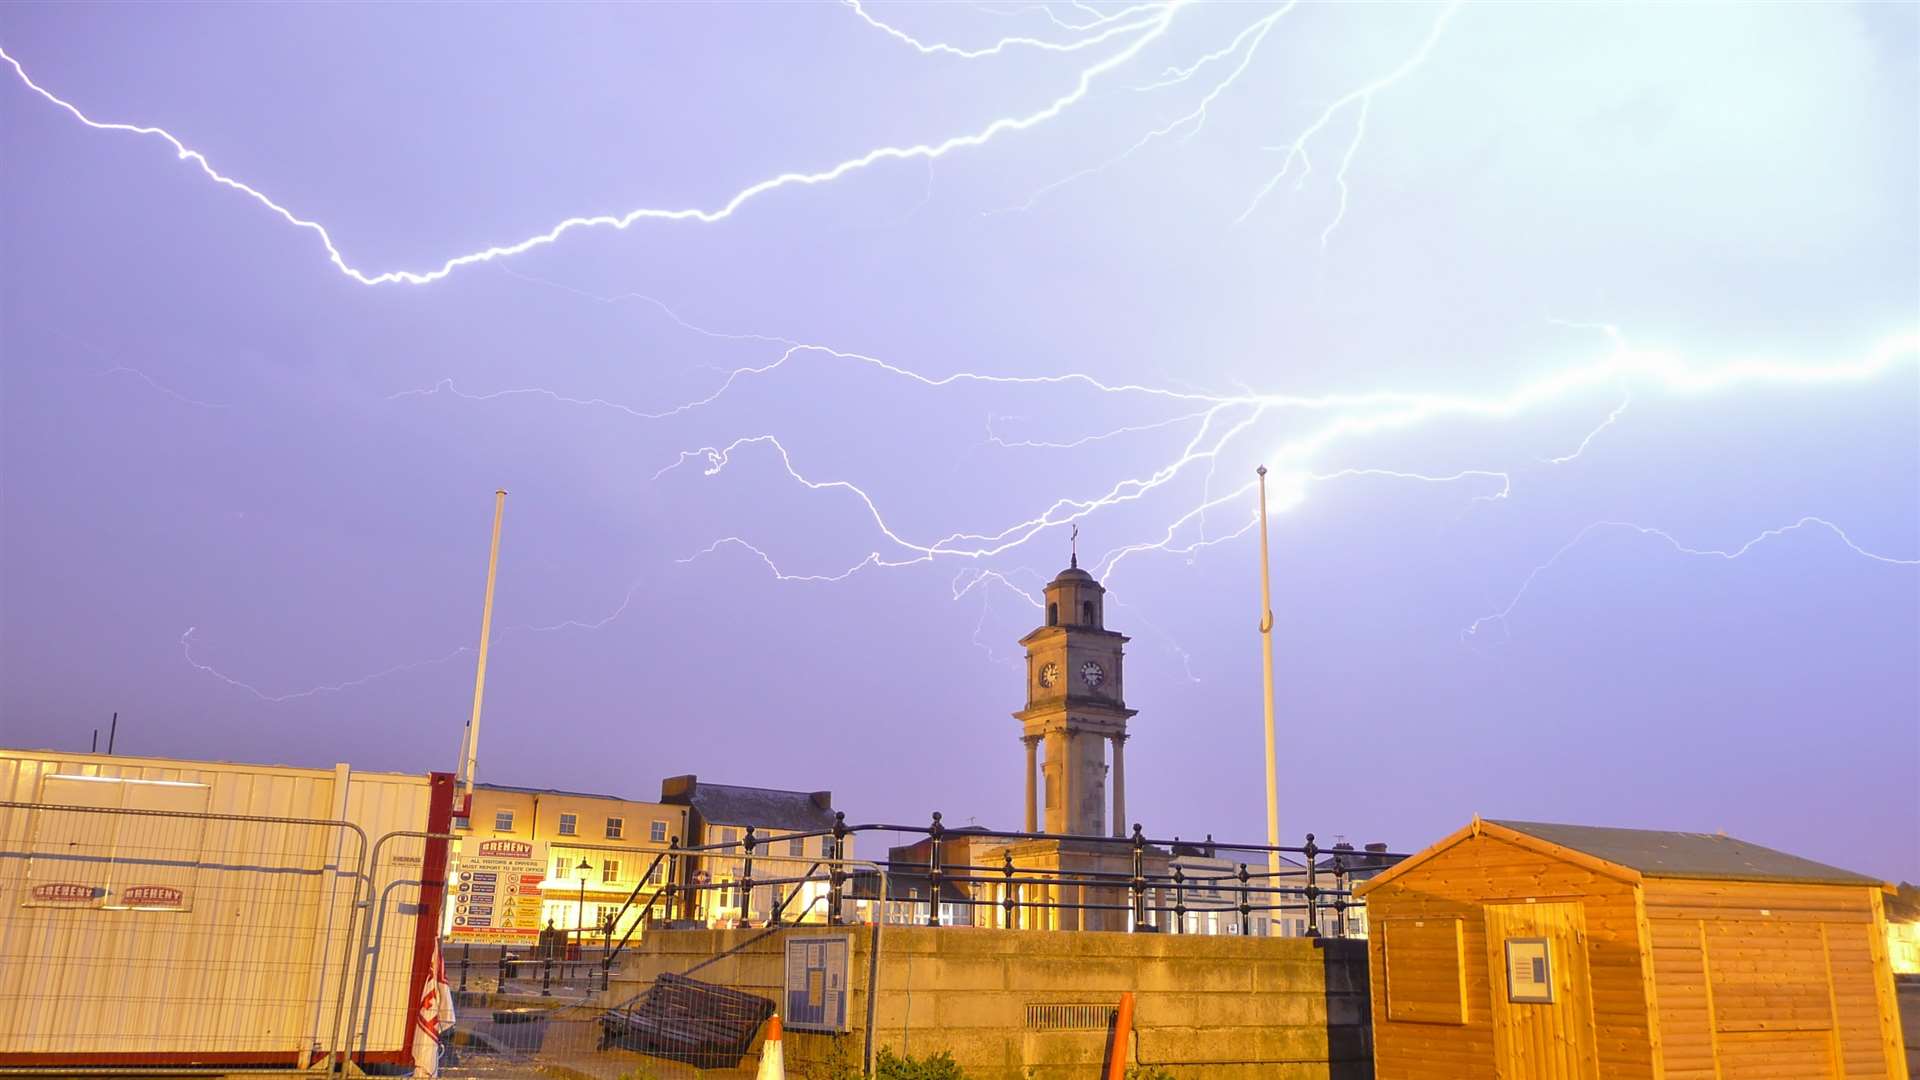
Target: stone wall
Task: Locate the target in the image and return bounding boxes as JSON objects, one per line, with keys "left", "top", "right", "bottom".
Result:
{"left": 604, "top": 926, "right": 1371, "bottom": 1080}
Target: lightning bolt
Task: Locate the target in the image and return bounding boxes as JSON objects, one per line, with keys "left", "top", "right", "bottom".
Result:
{"left": 1466, "top": 517, "right": 1920, "bottom": 641}
{"left": 0, "top": 1, "right": 1192, "bottom": 287}
{"left": 1237, "top": 0, "right": 1464, "bottom": 244}
{"left": 844, "top": 0, "right": 1168, "bottom": 58}
{"left": 650, "top": 330, "right": 1917, "bottom": 596}
{"left": 180, "top": 580, "right": 649, "bottom": 701}
{"left": 98, "top": 366, "right": 229, "bottom": 410}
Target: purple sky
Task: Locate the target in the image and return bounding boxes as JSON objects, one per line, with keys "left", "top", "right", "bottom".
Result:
{"left": 2, "top": 4, "right": 1916, "bottom": 880}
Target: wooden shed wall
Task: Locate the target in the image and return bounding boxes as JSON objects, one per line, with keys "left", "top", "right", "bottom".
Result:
{"left": 1643, "top": 877, "right": 1908, "bottom": 1080}
{"left": 1364, "top": 833, "right": 1657, "bottom": 1080}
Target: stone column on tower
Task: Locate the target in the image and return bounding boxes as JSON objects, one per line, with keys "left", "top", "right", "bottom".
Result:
{"left": 1110, "top": 733, "right": 1127, "bottom": 838}
{"left": 1023, "top": 736, "right": 1039, "bottom": 833}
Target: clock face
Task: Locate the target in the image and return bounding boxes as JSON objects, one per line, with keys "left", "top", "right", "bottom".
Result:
{"left": 1038, "top": 662, "right": 1060, "bottom": 688}
{"left": 1080, "top": 661, "right": 1105, "bottom": 689}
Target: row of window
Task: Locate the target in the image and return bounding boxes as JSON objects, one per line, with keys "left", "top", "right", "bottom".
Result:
{"left": 479, "top": 809, "right": 672, "bottom": 844}
{"left": 549, "top": 855, "right": 668, "bottom": 886}
{"left": 710, "top": 826, "right": 814, "bottom": 858}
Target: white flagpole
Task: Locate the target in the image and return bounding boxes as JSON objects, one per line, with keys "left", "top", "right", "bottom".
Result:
{"left": 457, "top": 490, "right": 508, "bottom": 804}
{"left": 1255, "top": 468, "right": 1281, "bottom": 882}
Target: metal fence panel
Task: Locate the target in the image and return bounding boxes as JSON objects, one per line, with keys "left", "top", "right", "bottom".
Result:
{"left": 0, "top": 799, "right": 366, "bottom": 1063}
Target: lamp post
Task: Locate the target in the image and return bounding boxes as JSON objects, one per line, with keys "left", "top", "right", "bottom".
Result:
{"left": 575, "top": 857, "right": 592, "bottom": 954}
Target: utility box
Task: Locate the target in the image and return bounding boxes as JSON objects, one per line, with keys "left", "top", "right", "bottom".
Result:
{"left": 1358, "top": 817, "right": 1909, "bottom": 1080}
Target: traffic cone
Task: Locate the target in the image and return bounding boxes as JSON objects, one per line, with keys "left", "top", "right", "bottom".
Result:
{"left": 756, "top": 1015, "right": 784, "bottom": 1080}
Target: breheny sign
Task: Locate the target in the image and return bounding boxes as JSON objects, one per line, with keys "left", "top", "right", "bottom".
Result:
{"left": 448, "top": 840, "right": 547, "bottom": 944}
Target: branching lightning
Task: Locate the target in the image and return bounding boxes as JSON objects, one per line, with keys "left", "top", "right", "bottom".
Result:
{"left": 14, "top": 10, "right": 1910, "bottom": 702}
{"left": 0, "top": 0, "right": 1191, "bottom": 286}
{"left": 1466, "top": 517, "right": 1920, "bottom": 641}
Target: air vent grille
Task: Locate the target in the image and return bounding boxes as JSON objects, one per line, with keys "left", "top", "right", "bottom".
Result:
{"left": 1025, "top": 1003, "right": 1117, "bottom": 1031}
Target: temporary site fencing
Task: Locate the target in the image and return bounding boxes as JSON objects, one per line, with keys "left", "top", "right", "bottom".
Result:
{"left": 427, "top": 820, "right": 1404, "bottom": 1078}
{"left": 0, "top": 761, "right": 454, "bottom": 1073}
{"left": 436, "top": 847, "right": 892, "bottom": 1080}
{"left": 0, "top": 774, "right": 1401, "bottom": 1077}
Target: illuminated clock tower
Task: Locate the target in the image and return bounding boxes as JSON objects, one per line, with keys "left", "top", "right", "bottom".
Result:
{"left": 1014, "top": 552, "right": 1137, "bottom": 837}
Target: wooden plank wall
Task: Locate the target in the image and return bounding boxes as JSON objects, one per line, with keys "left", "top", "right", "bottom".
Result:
{"left": 1644, "top": 879, "right": 1907, "bottom": 1080}
{"left": 1364, "top": 834, "right": 1656, "bottom": 1080}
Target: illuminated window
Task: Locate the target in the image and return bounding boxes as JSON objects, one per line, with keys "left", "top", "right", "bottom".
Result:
{"left": 494, "top": 810, "right": 514, "bottom": 832}
{"left": 603, "top": 860, "right": 620, "bottom": 883}
{"left": 557, "top": 813, "right": 577, "bottom": 836}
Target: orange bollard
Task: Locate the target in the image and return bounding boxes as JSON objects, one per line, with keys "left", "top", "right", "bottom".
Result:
{"left": 1105, "top": 991, "right": 1135, "bottom": 1080}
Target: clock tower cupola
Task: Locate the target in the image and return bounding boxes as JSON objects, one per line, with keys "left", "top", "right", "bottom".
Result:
{"left": 1015, "top": 544, "right": 1137, "bottom": 837}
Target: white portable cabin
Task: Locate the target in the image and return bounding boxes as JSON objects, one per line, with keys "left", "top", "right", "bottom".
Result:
{"left": 0, "top": 747, "right": 454, "bottom": 1068}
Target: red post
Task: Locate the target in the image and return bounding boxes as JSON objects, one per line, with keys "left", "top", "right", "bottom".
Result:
{"left": 397, "top": 772, "right": 456, "bottom": 1061}
{"left": 1105, "top": 991, "right": 1135, "bottom": 1080}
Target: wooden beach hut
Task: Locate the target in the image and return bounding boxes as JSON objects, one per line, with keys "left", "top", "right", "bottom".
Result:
{"left": 1356, "top": 817, "right": 1908, "bottom": 1079}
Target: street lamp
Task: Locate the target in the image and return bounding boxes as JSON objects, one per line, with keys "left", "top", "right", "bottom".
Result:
{"left": 575, "top": 857, "right": 592, "bottom": 952}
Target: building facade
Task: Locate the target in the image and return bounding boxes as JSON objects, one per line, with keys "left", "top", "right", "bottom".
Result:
{"left": 453, "top": 783, "right": 689, "bottom": 942}
{"left": 659, "top": 774, "right": 848, "bottom": 927}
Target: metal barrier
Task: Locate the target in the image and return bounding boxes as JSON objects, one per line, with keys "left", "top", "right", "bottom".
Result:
{"left": 0, "top": 799, "right": 368, "bottom": 1068}
{"left": 649, "top": 815, "right": 1404, "bottom": 941}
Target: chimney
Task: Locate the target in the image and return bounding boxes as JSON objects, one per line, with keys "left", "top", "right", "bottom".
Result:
{"left": 660, "top": 775, "right": 697, "bottom": 803}
{"left": 811, "top": 790, "right": 833, "bottom": 811}
{"left": 1365, "top": 842, "right": 1388, "bottom": 853}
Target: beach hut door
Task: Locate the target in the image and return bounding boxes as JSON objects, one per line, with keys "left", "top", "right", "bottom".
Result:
{"left": 1484, "top": 901, "right": 1599, "bottom": 1080}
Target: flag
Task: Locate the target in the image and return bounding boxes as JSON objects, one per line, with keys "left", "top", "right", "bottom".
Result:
{"left": 411, "top": 939, "right": 457, "bottom": 1076}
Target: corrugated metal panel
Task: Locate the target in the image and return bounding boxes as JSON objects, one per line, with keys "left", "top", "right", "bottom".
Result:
{"left": 0, "top": 748, "right": 431, "bottom": 1063}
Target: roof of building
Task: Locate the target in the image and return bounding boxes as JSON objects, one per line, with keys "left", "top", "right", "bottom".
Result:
{"left": 1357, "top": 817, "right": 1888, "bottom": 897}
{"left": 665, "top": 777, "right": 838, "bottom": 832}
{"left": 477, "top": 781, "right": 639, "bottom": 802}
{"left": 1049, "top": 562, "right": 1099, "bottom": 588}
{"left": 1486, "top": 819, "right": 1882, "bottom": 887}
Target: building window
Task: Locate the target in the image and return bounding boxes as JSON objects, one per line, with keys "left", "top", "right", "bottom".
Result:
{"left": 1047, "top": 602, "right": 1058, "bottom": 626}
{"left": 554, "top": 856, "right": 570, "bottom": 879}
{"left": 647, "top": 861, "right": 664, "bottom": 885}
{"left": 452, "top": 816, "right": 470, "bottom": 831}
{"left": 603, "top": 860, "right": 620, "bottom": 883}
{"left": 605, "top": 817, "right": 624, "bottom": 839}
{"left": 789, "top": 837, "right": 806, "bottom": 858}
{"left": 494, "top": 810, "right": 514, "bottom": 832}
{"left": 557, "top": 813, "right": 577, "bottom": 836}
{"left": 650, "top": 820, "right": 668, "bottom": 844}
{"left": 719, "top": 827, "right": 738, "bottom": 847}
{"left": 1083, "top": 601, "right": 1095, "bottom": 624}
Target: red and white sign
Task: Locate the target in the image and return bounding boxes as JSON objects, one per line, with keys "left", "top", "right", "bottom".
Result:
{"left": 476, "top": 840, "right": 533, "bottom": 859}
{"left": 30, "top": 882, "right": 101, "bottom": 904}
{"left": 121, "top": 885, "right": 187, "bottom": 909}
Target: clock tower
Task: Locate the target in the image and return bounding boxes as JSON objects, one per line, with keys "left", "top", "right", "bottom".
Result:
{"left": 1014, "top": 554, "right": 1137, "bottom": 837}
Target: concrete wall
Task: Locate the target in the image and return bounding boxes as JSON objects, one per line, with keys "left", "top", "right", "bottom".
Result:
{"left": 606, "top": 926, "right": 1371, "bottom": 1080}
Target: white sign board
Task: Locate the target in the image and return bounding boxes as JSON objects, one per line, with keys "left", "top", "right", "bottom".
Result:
{"left": 784, "top": 933, "right": 852, "bottom": 1032}
{"left": 1504, "top": 937, "right": 1554, "bottom": 1004}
